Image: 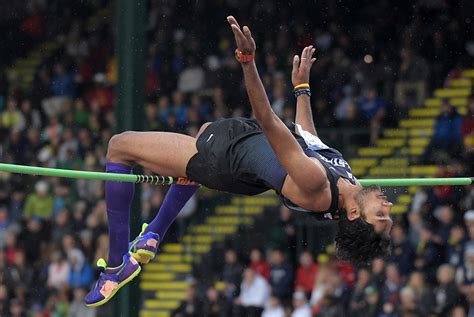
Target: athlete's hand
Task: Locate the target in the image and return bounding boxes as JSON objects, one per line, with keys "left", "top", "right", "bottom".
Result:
{"left": 292, "top": 45, "right": 316, "bottom": 86}
{"left": 227, "top": 16, "right": 256, "bottom": 56}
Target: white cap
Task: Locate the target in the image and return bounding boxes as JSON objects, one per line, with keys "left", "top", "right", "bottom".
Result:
{"left": 464, "top": 210, "right": 474, "bottom": 222}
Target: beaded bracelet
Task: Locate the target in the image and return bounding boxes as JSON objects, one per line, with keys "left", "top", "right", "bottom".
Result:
{"left": 294, "top": 88, "right": 311, "bottom": 98}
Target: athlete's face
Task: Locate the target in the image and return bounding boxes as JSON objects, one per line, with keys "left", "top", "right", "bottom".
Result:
{"left": 360, "top": 189, "right": 393, "bottom": 236}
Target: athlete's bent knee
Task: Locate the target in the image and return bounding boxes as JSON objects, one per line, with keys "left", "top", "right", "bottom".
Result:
{"left": 106, "top": 131, "right": 136, "bottom": 162}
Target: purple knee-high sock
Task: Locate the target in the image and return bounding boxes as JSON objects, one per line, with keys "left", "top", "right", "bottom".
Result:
{"left": 145, "top": 184, "right": 199, "bottom": 239}
{"left": 105, "top": 162, "right": 135, "bottom": 267}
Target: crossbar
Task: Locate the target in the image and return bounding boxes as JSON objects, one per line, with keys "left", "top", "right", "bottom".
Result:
{"left": 0, "top": 163, "right": 472, "bottom": 187}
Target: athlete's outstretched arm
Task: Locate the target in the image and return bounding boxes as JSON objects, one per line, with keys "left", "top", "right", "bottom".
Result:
{"left": 292, "top": 46, "right": 317, "bottom": 136}
{"left": 227, "top": 16, "right": 326, "bottom": 192}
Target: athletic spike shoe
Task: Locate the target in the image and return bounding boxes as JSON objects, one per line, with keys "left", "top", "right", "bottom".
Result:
{"left": 129, "top": 223, "right": 161, "bottom": 264}
{"left": 84, "top": 253, "right": 141, "bottom": 307}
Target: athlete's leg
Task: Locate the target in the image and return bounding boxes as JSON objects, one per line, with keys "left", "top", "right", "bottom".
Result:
{"left": 133, "top": 123, "right": 212, "bottom": 262}
{"left": 86, "top": 131, "right": 201, "bottom": 306}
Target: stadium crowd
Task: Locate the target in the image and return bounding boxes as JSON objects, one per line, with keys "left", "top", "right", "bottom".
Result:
{"left": 0, "top": 0, "right": 473, "bottom": 316}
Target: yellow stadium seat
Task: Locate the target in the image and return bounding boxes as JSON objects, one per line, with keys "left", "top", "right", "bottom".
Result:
{"left": 162, "top": 244, "right": 184, "bottom": 253}
{"left": 145, "top": 263, "right": 191, "bottom": 273}
{"left": 381, "top": 158, "right": 408, "bottom": 166}
{"left": 140, "top": 310, "right": 170, "bottom": 317}
{"left": 384, "top": 129, "right": 407, "bottom": 138}
{"left": 397, "top": 195, "right": 412, "bottom": 204}
{"left": 450, "top": 78, "right": 472, "bottom": 88}
{"left": 349, "top": 158, "right": 378, "bottom": 168}
{"left": 144, "top": 299, "right": 181, "bottom": 309}
{"left": 409, "top": 128, "right": 432, "bottom": 137}
{"left": 141, "top": 281, "right": 189, "bottom": 291}
{"left": 376, "top": 139, "right": 405, "bottom": 147}
{"left": 358, "top": 147, "right": 394, "bottom": 157}
{"left": 409, "top": 108, "right": 441, "bottom": 117}
{"left": 408, "top": 138, "right": 430, "bottom": 147}
{"left": 409, "top": 165, "right": 439, "bottom": 176}
{"left": 434, "top": 88, "right": 471, "bottom": 98}
{"left": 392, "top": 204, "right": 408, "bottom": 214}
{"left": 462, "top": 69, "right": 474, "bottom": 78}
{"left": 399, "top": 119, "right": 434, "bottom": 128}
{"left": 141, "top": 272, "right": 176, "bottom": 281}
{"left": 425, "top": 98, "right": 467, "bottom": 107}
{"left": 156, "top": 291, "right": 188, "bottom": 300}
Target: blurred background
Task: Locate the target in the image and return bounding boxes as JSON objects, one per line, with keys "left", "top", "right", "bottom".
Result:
{"left": 0, "top": 0, "right": 473, "bottom": 316}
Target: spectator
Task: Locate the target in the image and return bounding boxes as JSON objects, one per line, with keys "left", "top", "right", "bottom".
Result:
{"left": 357, "top": 87, "right": 386, "bottom": 144}
{"left": 46, "top": 251, "right": 70, "bottom": 290}
{"left": 291, "top": 291, "right": 312, "bottom": 317}
{"left": 269, "top": 249, "right": 294, "bottom": 303}
{"left": 69, "top": 287, "right": 96, "bottom": 317}
{"left": 202, "top": 286, "right": 226, "bottom": 317}
{"left": 262, "top": 295, "right": 285, "bottom": 317}
{"left": 394, "top": 47, "right": 429, "bottom": 108}
{"left": 433, "top": 264, "right": 464, "bottom": 316}
{"left": 249, "top": 248, "right": 271, "bottom": 280}
{"left": 423, "top": 99, "right": 463, "bottom": 164}
{"left": 397, "top": 286, "right": 424, "bottom": 316}
{"left": 348, "top": 267, "right": 372, "bottom": 316}
{"left": 388, "top": 223, "right": 415, "bottom": 276}
{"left": 173, "top": 284, "right": 202, "bottom": 317}
{"left": 267, "top": 206, "right": 297, "bottom": 263}
{"left": 221, "top": 249, "right": 243, "bottom": 302}
{"left": 414, "top": 226, "right": 446, "bottom": 285}
{"left": 235, "top": 268, "right": 270, "bottom": 317}
{"left": 1, "top": 97, "right": 25, "bottom": 132}
{"left": 406, "top": 270, "right": 434, "bottom": 315}
{"left": 68, "top": 248, "right": 93, "bottom": 288}
{"left": 294, "top": 251, "right": 318, "bottom": 297}
{"left": 23, "top": 181, "right": 53, "bottom": 219}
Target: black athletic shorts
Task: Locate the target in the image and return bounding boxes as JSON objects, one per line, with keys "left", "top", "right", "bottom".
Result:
{"left": 185, "top": 117, "right": 286, "bottom": 195}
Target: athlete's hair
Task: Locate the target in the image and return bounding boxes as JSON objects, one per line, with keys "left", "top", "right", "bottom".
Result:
{"left": 335, "top": 186, "right": 391, "bottom": 264}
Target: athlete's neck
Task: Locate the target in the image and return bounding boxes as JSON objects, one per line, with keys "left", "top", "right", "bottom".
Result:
{"left": 337, "top": 178, "right": 361, "bottom": 212}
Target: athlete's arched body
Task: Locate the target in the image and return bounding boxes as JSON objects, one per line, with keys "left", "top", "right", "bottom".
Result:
{"left": 85, "top": 16, "right": 393, "bottom": 307}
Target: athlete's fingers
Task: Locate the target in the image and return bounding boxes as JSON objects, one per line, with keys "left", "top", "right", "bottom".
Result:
{"left": 227, "top": 16, "right": 241, "bottom": 29}
{"left": 292, "top": 55, "right": 300, "bottom": 75}
{"left": 311, "top": 57, "right": 316, "bottom": 65}
{"left": 230, "top": 24, "right": 246, "bottom": 44}
{"left": 242, "top": 26, "right": 252, "bottom": 41}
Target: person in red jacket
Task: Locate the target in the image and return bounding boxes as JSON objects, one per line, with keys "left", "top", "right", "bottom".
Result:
{"left": 295, "top": 251, "right": 318, "bottom": 297}
{"left": 249, "top": 248, "right": 270, "bottom": 280}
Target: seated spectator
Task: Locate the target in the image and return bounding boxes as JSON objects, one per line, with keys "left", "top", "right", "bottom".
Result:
{"left": 46, "top": 251, "right": 70, "bottom": 290}
{"left": 69, "top": 287, "right": 96, "bottom": 317}
{"left": 360, "top": 285, "right": 381, "bottom": 317}
{"left": 23, "top": 181, "right": 53, "bottom": 220}
{"left": 433, "top": 264, "right": 463, "bottom": 316}
{"left": 1, "top": 97, "right": 25, "bottom": 132}
{"left": 234, "top": 268, "right": 270, "bottom": 317}
{"left": 447, "top": 224, "right": 467, "bottom": 268}
{"left": 434, "top": 205, "right": 455, "bottom": 244}
{"left": 456, "top": 242, "right": 474, "bottom": 288}
{"left": 406, "top": 271, "right": 435, "bottom": 315}
{"left": 357, "top": 87, "right": 386, "bottom": 144}
{"left": 388, "top": 223, "right": 415, "bottom": 276}
{"left": 348, "top": 267, "right": 372, "bottom": 316}
{"left": 397, "top": 286, "right": 424, "bottom": 316}
{"left": 221, "top": 249, "right": 243, "bottom": 303}
{"left": 68, "top": 249, "right": 93, "bottom": 289}
{"left": 295, "top": 251, "right": 318, "bottom": 297}
{"left": 414, "top": 226, "right": 446, "bottom": 285}
{"left": 249, "top": 248, "right": 270, "bottom": 280}
{"left": 291, "top": 291, "right": 311, "bottom": 317}
{"left": 173, "top": 283, "right": 202, "bottom": 317}
{"left": 267, "top": 206, "right": 297, "bottom": 263}
{"left": 394, "top": 47, "right": 429, "bottom": 108}
{"left": 262, "top": 295, "right": 285, "bottom": 317}
{"left": 269, "top": 249, "right": 294, "bottom": 303}
{"left": 202, "top": 286, "right": 226, "bottom": 317}
{"left": 423, "top": 99, "right": 463, "bottom": 164}
{"left": 380, "top": 263, "right": 401, "bottom": 309}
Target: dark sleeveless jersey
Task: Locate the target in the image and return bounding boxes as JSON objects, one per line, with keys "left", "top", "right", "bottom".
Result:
{"left": 270, "top": 124, "right": 358, "bottom": 220}
{"left": 186, "top": 118, "right": 358, "bottom": 220}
